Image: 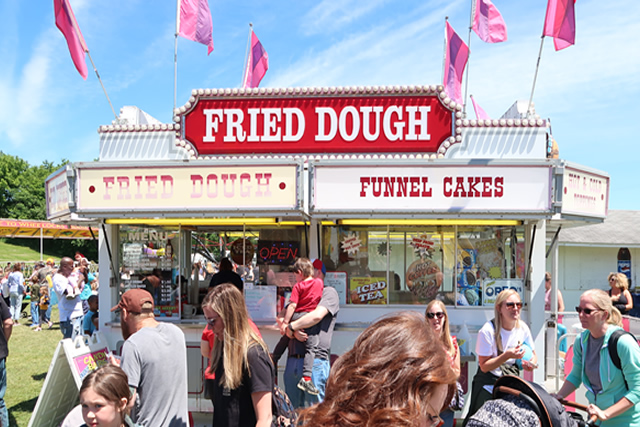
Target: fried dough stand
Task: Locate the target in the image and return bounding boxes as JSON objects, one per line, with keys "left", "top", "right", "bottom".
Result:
{"left": 45, "top": 86, "right": 609, "bottom": 420}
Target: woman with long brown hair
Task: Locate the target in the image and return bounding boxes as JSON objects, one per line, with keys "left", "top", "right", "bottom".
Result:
{"left": 202, "top": 283, "right": 274, "bottom": 427}
{"left": 426, "top": 300, "right": 461, "bottom": 426}
{"left": 298, "top": 311, "right": 458, "bottom": 427}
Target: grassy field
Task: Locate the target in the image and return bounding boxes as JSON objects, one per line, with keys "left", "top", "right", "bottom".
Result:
{"left": 5, "top": 307, "right": 62, "bottom": 427}
{"left": 0, "top": 239, "right": 59, "bottom": 265}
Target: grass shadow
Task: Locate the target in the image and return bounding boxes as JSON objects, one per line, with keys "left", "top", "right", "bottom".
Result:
{"left": 32, "top": 372, "right": 47, "bottom": 381}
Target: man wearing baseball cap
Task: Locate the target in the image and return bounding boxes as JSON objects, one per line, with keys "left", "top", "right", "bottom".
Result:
{"left": 111, "top": 288, "right": 189, "bottom": 426}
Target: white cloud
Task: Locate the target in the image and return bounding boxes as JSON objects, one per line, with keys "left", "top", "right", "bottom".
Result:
{"left": 302, "top": 0, "right": 389, "bottom": 35}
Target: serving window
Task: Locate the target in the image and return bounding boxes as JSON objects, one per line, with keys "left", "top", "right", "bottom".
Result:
{"left": 320, "top": 224, "right": 525, "bottom": 306}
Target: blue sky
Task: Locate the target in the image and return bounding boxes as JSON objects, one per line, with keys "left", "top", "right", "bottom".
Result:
{"left": 1, "top": 0, "right": 638, "bottom": 210}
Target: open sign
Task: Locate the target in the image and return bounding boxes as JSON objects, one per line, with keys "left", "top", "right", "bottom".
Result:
{"left": 482, "top": 279, "right": 524, "bottom": 306}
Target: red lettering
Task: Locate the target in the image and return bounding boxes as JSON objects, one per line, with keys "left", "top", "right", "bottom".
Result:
{"left": 494, "top": 177, "right": 504, "bottom": 197}
{"left": 481, "top": 177, "right": 492, "bottom": 197}
{"left": 443, "top": 177, "right": 452, "bottom": 197}
{"left": 453, "top": 177, "right": 466, "bottom": 197}
{"left": 467, "top": 177, "right": 481, "bottom": 197}
{"left": 360, "top": 177, "right": 370, "bottom": 197}
{"left": 396, "top": 177, "right": 408, "bottom": 197}
{"left": 409, "top": 177, "right": 420, "bottom": 197}
{"left": 383, "top": 177, "right": 396, "bottom": 197}
{"left": 421, "top": 177, "right": 432, "bottom": 197}
{"left": 372, "top": 177, "right": 382, "bottom": 197}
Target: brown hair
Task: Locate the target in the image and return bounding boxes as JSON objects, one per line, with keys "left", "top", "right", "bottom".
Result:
{"left": 293, "top": 257, "right": 314, "bottom": 278}
{"left": 202, "top": 284, "right": 269, "bottom": 390}
{"left": 12, "top": 262, "right": 22, "bottom": 272}
{"left": 425, "top": 300, "right": 454, "bottom": 355}
{"left": 79, "top": 365, "right": 130, "bottom": 423}
{"left": 583, "top": 289, "right": 623, "bottom": 327}
{"left": 298, "top": 311, "right": 458, "bottom": 426}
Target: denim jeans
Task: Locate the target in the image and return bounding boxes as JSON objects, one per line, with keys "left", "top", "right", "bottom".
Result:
{"left": 0, "top": 358, "right": 9, "bottom": 427}
{"left": 30, "top": 302, "right": 39, "bottom": 326}
{"left": 60, "top": 316, "right": 83, "bottom": 339}
{"left": 283, "top": 357, "right": 330, "bottom": 408}
{"left": 9, "top": 294, "right": 22, "bottom": 322}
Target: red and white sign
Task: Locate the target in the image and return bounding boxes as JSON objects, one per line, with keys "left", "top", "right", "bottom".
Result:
{"left": 312, "top": 164, "right": 552, "bottom": 212}
{"left": 181, "top": 93, "right": 453, "bottom": 155}
{"left": 75, "top": 164, "right": 299, "bottom": 212}
{"left": 561, "top": 167, "right": 609, "bottom": 217}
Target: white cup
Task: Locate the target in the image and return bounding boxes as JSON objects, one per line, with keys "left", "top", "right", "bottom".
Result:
{"left": 183, "top": 304, "right": 196, "bottom": 319}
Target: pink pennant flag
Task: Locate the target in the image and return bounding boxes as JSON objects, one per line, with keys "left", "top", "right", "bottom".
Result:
{"left": 472, "top": 0, "right": 508, "bottom": 43}
{"left": 242, "top": 31, "right": 269, "bottom": 89}
{"left": 471, "top": 96, "right": 490, "bottom": 120}
{"left": 543, "top": 0, "right": 576, "bottom": 51}
{"left": 178, "top": 0, "right": 214, "bottom": 55}
{"left": 54, "top": 0, "right": 88, "bottom": 79}
{"left": 443, "top": 22, "right": 469, "bottom": 105}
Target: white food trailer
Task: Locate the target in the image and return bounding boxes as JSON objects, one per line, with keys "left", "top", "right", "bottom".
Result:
{"left": 46, "top": 85, "right": 610, "bottom": 421}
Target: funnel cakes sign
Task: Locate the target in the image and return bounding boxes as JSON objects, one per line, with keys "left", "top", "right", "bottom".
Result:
{"left": 177, "top": 86, "right": 456, "bottom": 156}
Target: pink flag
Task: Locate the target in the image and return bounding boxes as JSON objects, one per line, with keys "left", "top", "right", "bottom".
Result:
{"left": 178, "top": 0, "right": 214, "bottom": 55}
{"left": 242, "top": 31, "right": 269, "bottom": 89}
{"left": 471, "top": 96, "right": 490, "bottom": 120}
{"left": 54, "top": 0, "right": 88, "bottom": 79}
{"left": 443, "top": 22, "right": 469, "bottom": 105}
{"left": 543, "top": 0, "right": 576, "bottom": 51}
{"left": 472, "top": 0, "right": 508, "bottom": 43}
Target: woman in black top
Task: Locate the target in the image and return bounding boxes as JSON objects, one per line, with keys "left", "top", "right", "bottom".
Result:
{"left": 203, "top": 283, "right": 274, "bottom": 427}
{"left": 608, "top": 272, "right": 633, "bottom": 315}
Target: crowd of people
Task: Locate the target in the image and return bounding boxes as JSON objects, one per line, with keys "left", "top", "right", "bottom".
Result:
{"left": 1, "top": 252, "right": 638, "bottom": 426}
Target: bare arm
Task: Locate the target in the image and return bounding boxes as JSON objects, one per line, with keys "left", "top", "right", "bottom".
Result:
{"left": 557, "top": 290, "right": 565, "bottom": 313}
{"left": 624, "top": 290, "right": 633, "bottom": 312}
{"left": 551, "top": 380, "right": 577, "bottom": 400}
{"left": 251, "top": 390, "right": 272, "bottom": 427}
{"left": 588, "top": 397, "right": 634, "bottom": 423}
{"left": 478, "top": 345, "right": 524, "bottom": 373}
{"left": 290, "top": 305, "right": 329, "bottom": 331}
{"left": 282, "top": 303, "right": 296, "bottom": 325}
{"left": 3, "top": 318, "right": 12, "bottom": 342}
{"left": 201, "top": 339, "right": 211, "bottom": 359}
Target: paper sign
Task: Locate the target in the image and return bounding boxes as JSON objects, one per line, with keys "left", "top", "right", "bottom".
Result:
{"left": 324, "top": 271, "right": 347, "bottom": 304}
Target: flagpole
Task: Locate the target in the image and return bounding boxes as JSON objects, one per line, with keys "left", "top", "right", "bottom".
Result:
{"left": 174, "top": 0, "right": 181, "bottom": 113}
{"left": 64, "top": 0, "right": 118, "bottom": 122}
{"left": 526, "top": 35, "right": 546, "bottom": 118}
{"left": 241, "top": 23, "right": 253, "bottom": 88}
{"left": 463, "top": 0, "right": 475, "bottom": 118}
{"left": 441, "top": 17, "right": 448, "bottom": 88}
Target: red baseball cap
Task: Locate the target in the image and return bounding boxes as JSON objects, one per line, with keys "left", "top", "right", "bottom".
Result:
{"left": 111, "top": 289, "right": 154, "bottom": 313}
{"left": 312, "top": 259, "right": 326, "bottom": 275}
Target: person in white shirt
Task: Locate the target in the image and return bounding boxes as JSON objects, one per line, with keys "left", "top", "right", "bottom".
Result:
{"left": 52, "top": 257, "right": 84, "bottom": 339}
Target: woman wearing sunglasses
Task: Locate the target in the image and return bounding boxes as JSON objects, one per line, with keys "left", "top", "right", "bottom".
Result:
{"left": 552, "top": 289, "right": 640, "bottom": 426}
{"left": 298, "top": 311, "right": 458, "bottom": 427}
{"left": 464, "top": 289, "right": 537, "bottom": 424}
{"left": 426, "top": 300, "right": 461, "bottom": 427}
{"left": 202, "top": 283, "right": 274, "bottom": 427}
{"left": 608, "top": 273, "right": 633, "bottom": 315}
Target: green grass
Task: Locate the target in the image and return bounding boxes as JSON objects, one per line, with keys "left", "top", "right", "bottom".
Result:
{"left": 6, "top": 307, "right": 62, "bottom": 427}
{"left": 0, "top": 240, "right": 59, "bottom": 265}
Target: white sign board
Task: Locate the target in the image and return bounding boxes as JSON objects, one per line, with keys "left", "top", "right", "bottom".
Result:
{"left": 312, "top": 164, "right": 552, "bottom": 212}
{"left": 482, "top": 279, "right": 524, "bottom": 306}
{"left": 561, "top": 167, "right": 609, "bottom": 217}
{"left": 324, "top": 271, "right": 348, "bottom": 304}
{"left": 245, "top": 285, "right": 277, "bottom": 321}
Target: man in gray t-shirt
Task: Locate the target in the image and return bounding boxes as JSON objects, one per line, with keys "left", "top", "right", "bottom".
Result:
{"left": 283, "top": 260, "right": 339, "bottom": 408}
{"left": 112, "top": 289, "right": 189, "bottom": 427}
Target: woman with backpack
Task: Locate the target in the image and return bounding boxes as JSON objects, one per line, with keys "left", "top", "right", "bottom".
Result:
{"left": 202, "top": 283, "right": 274, "bottom": 427}
{"left": 552, "top": 289, "right": 640, "bottom": 426}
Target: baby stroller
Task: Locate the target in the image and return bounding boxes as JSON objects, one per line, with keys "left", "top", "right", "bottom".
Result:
{"left": 466, "top": 375, "right": 597, "bottom": 427}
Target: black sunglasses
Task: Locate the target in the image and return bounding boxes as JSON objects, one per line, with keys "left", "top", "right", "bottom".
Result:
{"left": 575, "top": 307, "right": 600, "bottom": 315}
{"left": 505, "top": 302, "right": 523, "bottom": 309}
{"left": 205, "top": 317, "right": 218, "bottom": 327}
{"left": 426, "top": 312, "right": 445, "bottom": 319}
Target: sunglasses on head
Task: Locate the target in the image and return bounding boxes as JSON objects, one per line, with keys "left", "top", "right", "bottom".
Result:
{"left": 575, "top": 307, "right": 600, "bottom": 315}
{"left": 426, "top": 311, "right": 445, "bottom": 319}
{"left": 505, "top": 302, "right": 523, "bottom": 309}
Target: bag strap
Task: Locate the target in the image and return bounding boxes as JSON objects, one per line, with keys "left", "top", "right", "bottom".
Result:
{"left": 608, "top": 329, "right": 638, "bottom": 389}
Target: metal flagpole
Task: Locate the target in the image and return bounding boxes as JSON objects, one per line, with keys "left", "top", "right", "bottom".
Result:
{"left": 64, "top": 0, "right": 118, "bottom": 122}
{"left": 463, "top": 0, "right": 475, "bottom": 118}
{"left": 241, "top": 23, "right": 253, "bottom": 88}
{"left": 526, "top": 36, "right": 546, "bottom": 118}
{"left": 174, "top": 0, "right": 181, "bottom": 113}
{"left": 441, "top": 17, "right": 448, "bottom": 89}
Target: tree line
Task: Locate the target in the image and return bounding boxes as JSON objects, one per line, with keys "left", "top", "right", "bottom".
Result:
{"left": 0, "top": 151, "right": 98, "bottom": 260}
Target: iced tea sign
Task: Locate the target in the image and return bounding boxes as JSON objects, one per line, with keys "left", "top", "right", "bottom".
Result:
{"left": 179, "top": 88, "right": 454, "bottom": 155}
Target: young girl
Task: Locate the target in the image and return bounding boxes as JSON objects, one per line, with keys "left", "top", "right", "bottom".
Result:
{"left": 38, "top": 285, "right": 52, "bottom": 331}
{"left": 79, "top": 365, "right": 138, "bottom": 427}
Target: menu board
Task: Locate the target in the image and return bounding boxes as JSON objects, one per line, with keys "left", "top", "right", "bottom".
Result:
{"left": 119, "top": 227, "right": 180, "bottom": 318}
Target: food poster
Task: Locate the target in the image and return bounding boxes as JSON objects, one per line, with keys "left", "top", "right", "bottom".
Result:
{"left": 405, "top": 258, "right": 443, "bottom": 302}
{"left": 482, "top": 279, "right": 524, "bottom": 306}
{"left": 349, "top": 276, "right": 388, "bottom": 304}
{"left": 457, "top": 248, "right": 481, "bottom": 306}
{"left": 119, "top": 227, "right": 180, "bottom": 318}
{"left": 475, "top": 238, "right": 504, "bottom": 280}
{"left": 73, "top": 348, "right": 110, "bottom": 381}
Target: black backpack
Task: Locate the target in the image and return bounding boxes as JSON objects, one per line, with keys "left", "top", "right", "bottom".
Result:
{"left": 272, "top": 385, "right": 298, "bottom": 427}
{"left": 607, "top": 329, "right": 640, "bottom": 388}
